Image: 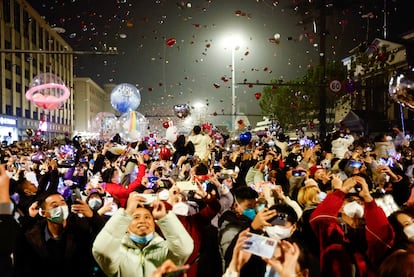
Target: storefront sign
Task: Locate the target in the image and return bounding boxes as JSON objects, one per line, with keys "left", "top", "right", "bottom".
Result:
{"left": 0, "top": 116, "right": 17, "bottom": 126}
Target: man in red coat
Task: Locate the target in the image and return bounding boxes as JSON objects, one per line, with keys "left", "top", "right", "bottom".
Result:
{"left": 310, "top": 174, "right": 394, "bottom": 277}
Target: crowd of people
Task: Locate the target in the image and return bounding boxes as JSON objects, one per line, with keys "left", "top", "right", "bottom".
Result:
{"left": 2, "top": 124, "right": 414, "bottom": 277}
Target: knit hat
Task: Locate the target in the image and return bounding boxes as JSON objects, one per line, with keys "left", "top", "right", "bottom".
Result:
{"left": 308, "top": 165, "right": 324, "bottom": 177}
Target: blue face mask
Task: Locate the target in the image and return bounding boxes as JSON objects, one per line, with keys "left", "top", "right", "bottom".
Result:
{"left": 317, "top": 191, "right": 327, "bottom": 202}
{"left": 242, "top": 208, "right": 256, "bottom": 220}
{"left": 129, "top": 232, "right": 154, "bottom": 244}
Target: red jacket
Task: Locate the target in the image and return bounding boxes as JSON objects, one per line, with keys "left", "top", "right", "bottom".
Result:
{"left": 103, "top": 163, "right": 147, "bottom": 207}
{"left": 309, "top": 190, "right": 394, "bottom": 277}
{"left": 176, "top": 196, "right": 221, "bottom": 277}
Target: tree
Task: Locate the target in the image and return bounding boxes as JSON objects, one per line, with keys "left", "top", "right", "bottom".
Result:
{"left": 258, "top": 61, "right": 347, "bottom": 132}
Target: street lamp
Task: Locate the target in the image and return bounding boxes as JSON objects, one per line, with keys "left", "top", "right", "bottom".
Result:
{"left": 223, "top": 35, "right": 241, "bottom": 131}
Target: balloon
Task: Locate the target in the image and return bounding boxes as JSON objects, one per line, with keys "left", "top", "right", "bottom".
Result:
{"left": 159, "top": 146, "right": 171, "bottom": 160}
{"left": 173, "top": 104, "right": 191, "bottom": 119}
{"left": 31, "top": 150, "right": 46, "bottom": 163}
{"left": 254, "top": 92, "right": 262, "bottom": 100}
{"left": 25, "top": 73, "right": 70, "bottom": 111}
{"left": 166, "top": 37, "right": 177, "bottom": 47}
{"left": 117, "top": 111, "right": 148, "bottom": 142}
{"left": 162, "top": 121, "right": 170, "bottom": 129}
{"left": 389, "top": 71, "right": 414, "bottom": 110}
{"left": 110, "top": 83, "right": 141, "bottom": 113}
{"left": 239, "top": 132, "right": 252, "bottom": 145}
{"left": 90, "top": 112, "right": 118, "bottom": 140}
{"left": 165, "top": 121, "right": 178, "bottom": 142}
{"left": 26, "top": 128, "right": 34, "bottom": 137}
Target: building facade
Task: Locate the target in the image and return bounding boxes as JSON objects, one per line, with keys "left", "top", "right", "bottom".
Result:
{"left": 73, "top": 77, "right": 110, "bottom": 135}
{"left": 0, "top": 0, "right": 73, "bottom": 143}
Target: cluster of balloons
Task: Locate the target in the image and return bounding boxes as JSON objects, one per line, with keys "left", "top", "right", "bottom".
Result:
{"left": 25, "top": 73, "right": 70, "bottom": 110}
{"left": 91, "top": 111, "right": 149, "bottom": 142}
{"left": 90, "top": 83, "right": 147, "bottom": 142}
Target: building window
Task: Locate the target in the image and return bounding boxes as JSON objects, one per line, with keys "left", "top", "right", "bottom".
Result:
{"left": 5, "top": 105, "right": 12, "bottom": 116}
{"left": 16, "top": 83, "right": 22, "bottom": 93}
{"left": 15, "top": 64, "right": 21, "bottom": 75}
{"left": 5, "top": 60, "right": 12, "bottom": 70}
{"left": 5, "top": 79, "right": 12, "bottom": 89}
{"left": 16, "top": 107, "right": 22, "bottom": 117}
{"left": 14, "top": 2, "right": 21, "bottom": 31}
{"left": 25, "top": 109, "right": 30, "bottom": 118}
{"left": 5, "top": 40, "right": 12, "bottom": 49}
{"left": 33, "top": 111, "right": 38, "bottom": 120}
{"left": 3, "top": 0, "right": 11, "bottom": 23}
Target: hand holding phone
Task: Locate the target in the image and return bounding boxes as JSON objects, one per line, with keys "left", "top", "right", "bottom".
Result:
{"left": 243, "top": 232, "right": 278, "bottom": 259}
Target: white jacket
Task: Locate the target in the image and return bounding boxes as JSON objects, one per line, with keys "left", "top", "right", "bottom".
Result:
{"left": 93, "top": 209, "right": 193, "bottom": 277}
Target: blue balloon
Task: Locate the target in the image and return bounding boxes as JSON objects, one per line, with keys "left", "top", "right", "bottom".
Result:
{"left": 239, "top": 132, "right": 252, "bottom": 145}
{"left": 110, "top": 83, "right": 141, "bottom": 113}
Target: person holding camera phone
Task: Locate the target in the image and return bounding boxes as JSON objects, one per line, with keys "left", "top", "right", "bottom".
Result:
{"left": 92, "top": 191, "right": 193, "bottom": 277}
{"left": 309, "top": 174, "right": 395, "bottom": 277}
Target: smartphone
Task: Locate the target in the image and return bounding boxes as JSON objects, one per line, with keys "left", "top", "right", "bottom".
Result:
{"left": 137, "top": 193, "right": 157, "bottom": 205}
{"left": 292, "top": 170, "right": 305, "bottom": 177}
{"left": 243, "top": 232, "right": 278, "bottom": 259}
{"left": 270, "top": 212, "right": 288, "bottom": 226}
{"left": 349, "top": 160, "right": 362, "bottom": 168}
{"left": 103, "top": 197, "right": 118, "bottom": 216}
{"left": 161, "top": 266, "right": 189, "bottom": 277}
{"left": 71, "top": 188, "right": 82, "bottom": 204}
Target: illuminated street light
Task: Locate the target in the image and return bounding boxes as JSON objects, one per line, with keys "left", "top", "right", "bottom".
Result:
{"left": 223, "top": 34, "right": 242, "bottom": 131}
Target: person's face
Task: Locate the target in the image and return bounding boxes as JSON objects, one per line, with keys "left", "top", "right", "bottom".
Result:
{"left": 42, "top": 194, "right": 67, "bottom": 216}
{"left": 235, "top": 198, "right": 256, "bottom": 215}
{"left": 397, "top": 213, "right": 414, "bottom": 228}
{"left": 111, "top": 170, "right": 120, "bottom": 183}
{"left": 314, "top": 169, "right": 325, "bottom": 180}
{"left": 128, "top": 207, "right": 155, "bottom": 236}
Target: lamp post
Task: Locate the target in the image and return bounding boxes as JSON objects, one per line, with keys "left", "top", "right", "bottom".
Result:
{"left": 231, "top": 46, "right": 236, "bottom": 131}
{"left": 223, "top": 34, "right": 241, "bottom": 131}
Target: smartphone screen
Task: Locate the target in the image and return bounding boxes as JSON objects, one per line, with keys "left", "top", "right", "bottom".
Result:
{"left": 243, "top": 232, "right": 278, "bottom": 259}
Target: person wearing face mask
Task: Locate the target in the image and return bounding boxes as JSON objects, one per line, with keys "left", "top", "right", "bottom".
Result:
{"left": 14, "top": 192, "right": 106, "bottom": 277}
{"left": 387, "top": 210, "right": 414, "bottom": 252}
{"left": 100, "top": 153, "right": 147, "bottom": 208}
{"left": 92, "top": 191, "right": 193, "bottom": 277}
{"left": 167, "top": 180, "right": 221, "bottom": 277}
{"left": 218, "top": 186, "right": 277, "bottom": 277}
{"left": 309, "top": 174, "right": 395, "bottom": 277}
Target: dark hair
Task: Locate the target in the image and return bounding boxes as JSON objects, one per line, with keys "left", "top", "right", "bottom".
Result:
{"left": 268, "top": 203, "right": 298, "bottom": 224}
{"left": 193, "top": 125, "right": 201, "bottom": 135}
{"left": 388, "top": 210, "right": 414, "bottom": 250}
{"left": 195, "top": 163, "right": 209, "bottom": 175}
{"left": 36, "top": 191, "right": 62, "bottom": 209}
{"left": 101, "top": 167, "right": 116, "bottom": 183}
{"left": 233, "top": 186, "right": 258, "bottom": 203}
{"left": 378, "top": 249, "right": 414, "bottom": 277}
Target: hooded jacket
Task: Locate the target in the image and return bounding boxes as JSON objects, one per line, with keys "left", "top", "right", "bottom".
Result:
{"left": 92, "top": 208, "right": 193, "bottom": 277}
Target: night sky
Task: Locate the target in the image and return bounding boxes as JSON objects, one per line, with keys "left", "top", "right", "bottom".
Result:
{"left": 25, "top": 0, "right": 413, "bottom": 132}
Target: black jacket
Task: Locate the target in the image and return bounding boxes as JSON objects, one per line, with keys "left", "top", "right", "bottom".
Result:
{"left": 218, "top": 210, "right": 266, "bottom": 277}
{"left": 14, "top": 212, "right": 105, "bottom": 277}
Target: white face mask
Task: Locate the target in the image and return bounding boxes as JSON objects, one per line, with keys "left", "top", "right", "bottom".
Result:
{"left": 264, "top": 225, "right": 293, "bottom": 240}
{"left": 47, "top": 205, "right": 69, "bottom": 224}
{"left": 172, "top": 202, "right": 189, "bottom": 216}
{"left": 317, "top": 191, "right": 327, "bottom": 202}
{"left": 343, "top": 201, "right": 364, "bottom": 218}
{"left": 158, "top": 189, "right": 170, "bottom": 201}
{"left": 88, "top": 198, "right": 102, "bottom": 210}
{"left": 404, "top": 223, "right": 414, "bottom": 241}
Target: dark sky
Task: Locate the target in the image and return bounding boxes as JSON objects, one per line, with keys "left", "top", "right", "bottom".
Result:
{"left": 26, "top": 0, "right": 412, "bottom": 132}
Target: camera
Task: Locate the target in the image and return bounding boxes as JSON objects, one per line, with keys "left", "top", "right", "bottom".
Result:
{"left": 270, "top": 212, "right": 288, "bottom": 226}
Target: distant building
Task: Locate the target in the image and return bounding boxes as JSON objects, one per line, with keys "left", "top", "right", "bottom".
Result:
{"left": 0, "top": 0, "right": 73, "bottom": 141}
{"left": 73, "top": 78, "right": 110, "bottom": 134}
